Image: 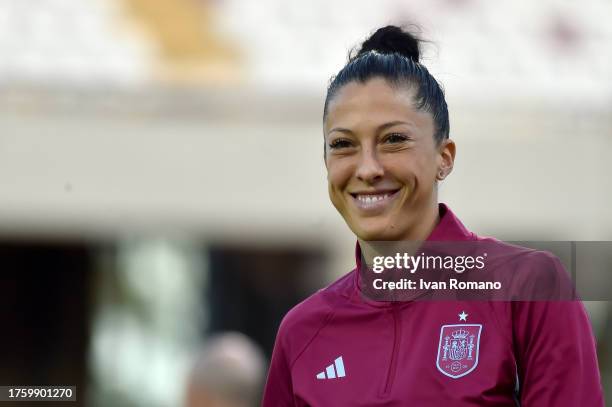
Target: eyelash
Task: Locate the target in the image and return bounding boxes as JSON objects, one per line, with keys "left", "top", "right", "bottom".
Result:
{"left": 384, "top": 133, "right": 409, "bottom": 143}
{"left": 328, "top": 139, "right": 353, "bottom": 150}
{"left": 327, "top": 133, "right": 410, "bottom": 150}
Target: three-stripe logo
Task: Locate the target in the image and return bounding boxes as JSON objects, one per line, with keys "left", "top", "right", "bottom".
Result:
{"left": 316, "top": 356, "right": 346, "bottom": 379}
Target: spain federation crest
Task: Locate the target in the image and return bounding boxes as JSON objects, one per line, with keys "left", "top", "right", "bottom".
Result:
{"left": 436, "top": 324, "right": 482, "bottom": 379}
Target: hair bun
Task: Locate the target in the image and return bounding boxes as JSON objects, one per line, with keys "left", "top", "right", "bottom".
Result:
{"left": 356, "top": 25, "right": 420, "bottom": 63}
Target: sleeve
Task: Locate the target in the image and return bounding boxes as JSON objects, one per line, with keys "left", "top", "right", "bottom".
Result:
{"left": 261, "top": 320, "right": 295, "bottom": 407}
{"left": 512, "top": 253, "right": 605, "bottom": 407}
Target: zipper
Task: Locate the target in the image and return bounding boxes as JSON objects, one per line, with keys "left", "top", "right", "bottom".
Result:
{"left": 381, "top": 305, "right": 401, "bottom": 396}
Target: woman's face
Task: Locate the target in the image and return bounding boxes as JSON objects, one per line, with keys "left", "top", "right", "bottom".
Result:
{"left": 324, "top": 77, "right": 454, "bottom": 241}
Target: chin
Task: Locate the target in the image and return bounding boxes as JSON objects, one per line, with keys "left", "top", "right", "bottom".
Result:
{"left": 352, "top": 222, "right": 399, "bottom": 241}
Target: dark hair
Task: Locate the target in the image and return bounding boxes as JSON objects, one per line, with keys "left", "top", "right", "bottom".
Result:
{"left": 323, "top": 25, "right": 450, "bottom": 144}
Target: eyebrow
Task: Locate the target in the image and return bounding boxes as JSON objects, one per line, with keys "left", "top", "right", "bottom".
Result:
{"left": 328, "top": 120, "right": 413, "bottom": 135}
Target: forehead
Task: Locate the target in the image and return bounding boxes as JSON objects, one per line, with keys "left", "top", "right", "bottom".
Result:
{"left": 324, "top": 77, "right": 434, "bottom": 136}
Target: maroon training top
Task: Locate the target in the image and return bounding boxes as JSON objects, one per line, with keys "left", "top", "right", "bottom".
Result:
{"left": 262, "top": 204, "right": 604, "bottom": 406}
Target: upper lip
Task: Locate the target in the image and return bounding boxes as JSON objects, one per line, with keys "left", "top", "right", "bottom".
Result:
{"left": 350, "top": 189, "right": 400, "bottom": 196}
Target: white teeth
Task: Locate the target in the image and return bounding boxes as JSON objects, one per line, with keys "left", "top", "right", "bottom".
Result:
{"left": 356, "top": 193, "right": 393, "bottom": 204}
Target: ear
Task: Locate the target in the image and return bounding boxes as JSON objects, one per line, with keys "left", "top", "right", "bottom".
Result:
{"left": 436, "top": 139, "right": 456, "bottom": 181}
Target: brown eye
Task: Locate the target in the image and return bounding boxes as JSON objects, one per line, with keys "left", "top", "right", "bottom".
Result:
{"left": 328, "top": 139, "right": 353, "bottom": 149}
{"left": 384, "top": 133, "right": 409, "bottom": 144}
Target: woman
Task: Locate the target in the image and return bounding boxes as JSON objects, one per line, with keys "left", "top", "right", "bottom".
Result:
{"left": 262, "top": 25, "right": 604, "bottom": 406}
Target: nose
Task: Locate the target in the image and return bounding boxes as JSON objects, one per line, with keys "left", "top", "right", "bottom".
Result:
{"left": 355, "top": 148, "right": 384, "bottom": 184}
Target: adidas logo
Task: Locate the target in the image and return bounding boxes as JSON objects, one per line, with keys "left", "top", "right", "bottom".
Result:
{"left": 316, "top": 356, "right": 346, "bottom": 379}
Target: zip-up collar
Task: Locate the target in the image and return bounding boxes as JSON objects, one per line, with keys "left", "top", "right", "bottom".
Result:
{"left": 350, "top": 203, "right": 476, "bottom": 307}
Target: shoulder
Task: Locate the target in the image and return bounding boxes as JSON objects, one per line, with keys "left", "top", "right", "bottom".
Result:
{"left": 475, "top": 237, "right": 574, "bottom": 300}
{"left": 475, "top": 236, "right": 562, "bottom": 268}
{"left": 274, "top": 270, "right": 354, "bottom": 365}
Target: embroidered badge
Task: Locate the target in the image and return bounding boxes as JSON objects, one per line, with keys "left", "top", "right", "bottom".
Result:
{"left": 436, "top": 324, "right": 482, "bottom": 378}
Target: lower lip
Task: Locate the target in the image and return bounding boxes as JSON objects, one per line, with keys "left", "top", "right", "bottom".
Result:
{"left": 351, "top": 190, "right": 400, "bottom": 214}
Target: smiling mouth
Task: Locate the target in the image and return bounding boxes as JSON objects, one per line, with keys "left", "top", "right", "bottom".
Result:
{"left": 350, "top": 189, "right": 400, "bottom": 212}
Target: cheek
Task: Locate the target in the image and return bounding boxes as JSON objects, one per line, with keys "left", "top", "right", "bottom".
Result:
{"left": 415, "top": 156, "right": 437, "bottom": 181}
{"left": 326, "top": 159, "right": 353, "bottom": 190}
{"left": 387, "top": 154, "right": 437, "bottom": 187}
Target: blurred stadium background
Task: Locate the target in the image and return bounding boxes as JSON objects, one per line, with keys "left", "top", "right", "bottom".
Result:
{"left": 0, "top": 0, "right": 611, "bottom": 406}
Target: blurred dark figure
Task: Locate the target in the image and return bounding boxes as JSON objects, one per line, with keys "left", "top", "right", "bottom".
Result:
{"left": 0, "top": 240, "right": 93, "bottom": 407}
{"left": 185, "top": 332, "right": 266, "bottom": 407}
